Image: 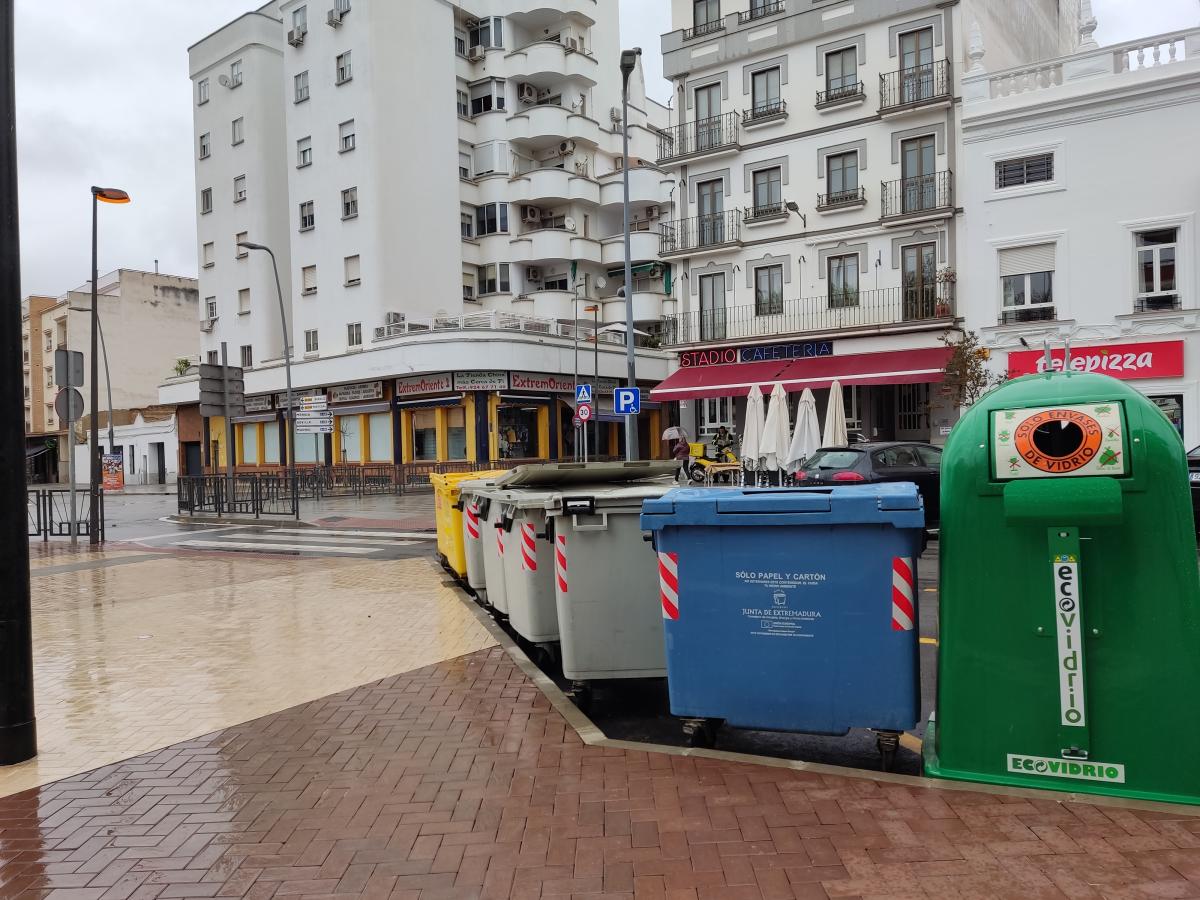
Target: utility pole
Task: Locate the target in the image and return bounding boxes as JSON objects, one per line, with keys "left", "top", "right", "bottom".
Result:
{"left": 620, "top": 48, "right": 642, "bottom": 461}
{"left": 0, "top": 0, "right": 38, "bottom": 765}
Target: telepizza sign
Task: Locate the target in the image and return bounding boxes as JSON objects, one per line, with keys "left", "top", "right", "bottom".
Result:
{"left": 1007, "top": 340, "right": 1183, "bottom": 380}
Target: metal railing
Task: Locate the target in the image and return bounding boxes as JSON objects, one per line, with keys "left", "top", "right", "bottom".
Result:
{"left": 743, "top": 202, "right": 788, "bottom": 223}
{"left": 1000, "top": 305, "right": 1056, "bottom": 325}
{"left": 27, "top": 488, "right": 105, "bottom": 541}
{"left": 743, "top": 99, "right": 786, "bottom": 122}
{"left": 817, "top": 186, "right": 867, "bottom": 210}
{"left": 660, "top": 285, "right": 956, "bottom": 345}
{"left": 682, "top": 19, "right": 724, "bottom": 41}
{"left": 370, "top": 310, "right": 641, "bottom": 347}
{"left": 879, "top": 59, "right": 952, "bottom": 112}
{"left": 880, "top": 171, "right": 954, "bottom": 219}
{"left": 657, "top": 112, "right": 741, "bottom": 163}
{"left": 660, "top": 210, "right": 742, "bottom": 255}
{"left": 1134, "top": 295, "right": 1182, "bottom": 313}
{"left": 816, "top": 81, "right": 864, "bottom": 106}
{"left": 738, "top": 0, "right": 785, "bottom": 23}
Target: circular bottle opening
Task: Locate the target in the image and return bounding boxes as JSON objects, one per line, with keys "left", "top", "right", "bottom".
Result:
{"left": 1031, "top": 420, "right": 1085, "bottom": 458}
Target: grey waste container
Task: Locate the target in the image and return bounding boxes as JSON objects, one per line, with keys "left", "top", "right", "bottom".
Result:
{"left": 499, "top": 487, "right": 560, "bottom": 645}
{"left": 460, "top": 475, "right": 510, "bottom": 603}
{"left": 469, "top": 484, "right": 514, "bottom": 614}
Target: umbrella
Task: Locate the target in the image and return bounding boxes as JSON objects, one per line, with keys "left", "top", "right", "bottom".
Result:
{"left": 597, "top": 323, "right": 651, "bottom": 337}
{"left": 784, "top": 388, "right": 821, "bottom": 472}
{"left": 822, "top": 380, "right": 849, "bottom": 448}
{"left": 760, "top": 383, "right": 792, "bottom": 472}
{"left": 741, "top": 384, "right": 766, "bottom": 471}
{"left": 661, "top": 426, "right": 688, "bottom": 441}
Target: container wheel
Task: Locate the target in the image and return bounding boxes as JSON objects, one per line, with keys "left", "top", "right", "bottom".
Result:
{"left": 875, "top": 731, "right": 900, "bottom": 772}
{"left": 565, "top": 681, "right": 592, "bottom": 714}
{"left": 683, "top": 718, "right": 720, "bottom": 749}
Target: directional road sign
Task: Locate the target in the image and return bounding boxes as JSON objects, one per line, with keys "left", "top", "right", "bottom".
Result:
{"left": 294, "top": 412, "right": 333, "bottom": 424}
{"left": 577, "top": 403, "right": 592, "bottom": 422}
{"left": 296, "top": 424, "right": 334, "bottom": 435}
{"left": 614, "top": 387, "right": 641, "bottom": 415}
{"left": 575, "top": 383, "right": 593, "bottom": 404}
{"left": 54, "top": 387, "right": 84, "bottom": 423}
{"left": 299, "top": 396, "right": 328, "bottom": 410}
{"left": 54, "top": 349, "right": 84, "bottom": 388}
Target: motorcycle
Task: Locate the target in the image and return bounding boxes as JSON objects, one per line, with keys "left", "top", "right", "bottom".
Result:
{"left": 687, "top": 441, "right": 739, "bottom": 483}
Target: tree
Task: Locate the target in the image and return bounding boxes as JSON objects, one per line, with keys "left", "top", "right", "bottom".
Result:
{"left": 941, "top": 331, "right": 1004, "bottom": 408}
{"left": 173, "top": 358, "right": 191, "bottom": 377}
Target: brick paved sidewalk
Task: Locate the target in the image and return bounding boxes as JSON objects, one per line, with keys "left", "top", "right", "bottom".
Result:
{"left": 4, "top": 645, "right": 1200, "bottom": 900}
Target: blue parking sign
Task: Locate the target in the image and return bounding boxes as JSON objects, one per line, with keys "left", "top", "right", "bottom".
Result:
{"left": 615, "top": 387, "right": 641, "bottom": 415}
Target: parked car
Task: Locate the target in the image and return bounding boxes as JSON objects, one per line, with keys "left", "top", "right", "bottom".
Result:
{"left": 1188, "top": 446, "right": 1200, "bottom": 530}
{"left": 795, "top": 442, "right": 942, "bottom": 529}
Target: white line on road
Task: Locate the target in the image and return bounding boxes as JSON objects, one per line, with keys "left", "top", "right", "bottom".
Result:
{"left": 263, "top": 528, "right": 436, "bottom": 540}
{"left": 124, "top": 526, "right": 242, "bottom": 542}
{"left": 174, "top": 540, "right": 380, "bottom": 556}
{"left": 198, "top": 533, "right": 421, "bottom": 548}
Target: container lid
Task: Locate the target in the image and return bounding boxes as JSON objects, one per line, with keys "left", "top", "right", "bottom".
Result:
{"left": 544, "top": 479, "right": 680, "bottom": 515}
{"left": 440, "top": 470, "right": 509, "bottom": 492}
{"left": 497, "top": 460, "right": 680, "bottom": 487}
{"left": 641, "top": 483, "right": 924, "bottom": 529}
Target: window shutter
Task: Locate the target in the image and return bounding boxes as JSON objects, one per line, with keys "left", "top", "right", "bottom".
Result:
{"left": 999, "top": 243, "right": 1056, "bottom": 277}
{"left": 345, "top": 255, "right": 360, "bottom": 283}
{"left": 302, "top": 266, "right": 317, "bottom": 290}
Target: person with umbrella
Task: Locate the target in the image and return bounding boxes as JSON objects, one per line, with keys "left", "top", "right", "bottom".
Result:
{"left": 663, "top": 426, "right": 692, "bottom": 482}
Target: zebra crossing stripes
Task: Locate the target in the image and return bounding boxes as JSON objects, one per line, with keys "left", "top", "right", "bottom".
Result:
{"left": 159, "top": 525, "right": 432, "bottom": 559}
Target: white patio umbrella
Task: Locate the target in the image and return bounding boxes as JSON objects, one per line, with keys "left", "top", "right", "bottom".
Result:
{"left": 740, "top": 384, "right": 766, "bottom": 472}
{"left": 760, "top": 383, "right": 792, "bottom": 472}
{"left": 784, "top": 388, "right": 822, "bottom": 472}
{"left": 822, "top": 380, "right": 849, "bottom": 448}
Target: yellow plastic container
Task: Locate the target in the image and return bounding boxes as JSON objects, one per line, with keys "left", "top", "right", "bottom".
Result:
{"left": 432, "top": 470, "right": 507, "bottom": 577}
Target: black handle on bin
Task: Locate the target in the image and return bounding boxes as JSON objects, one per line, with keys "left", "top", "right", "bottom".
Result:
{"left": 537, "top": 517, "right": 554, "bottom": 542}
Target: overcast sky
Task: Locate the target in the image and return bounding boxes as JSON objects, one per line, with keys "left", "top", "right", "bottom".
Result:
{"left": 11, "top": 0, "right": 1197, "bottom": 298}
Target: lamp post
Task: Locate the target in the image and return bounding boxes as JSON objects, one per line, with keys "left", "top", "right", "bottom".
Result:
{"left": 619, "top": 48, "right": 642, "bottom": 461}
{"left": 238, "top": 241, "right": 298, "bottom": 518}
{"left": 584, "top": 304, "right": 599, "bottom": 461}
{"left": 88, "top": 186, "right": 129, "bottom": 546}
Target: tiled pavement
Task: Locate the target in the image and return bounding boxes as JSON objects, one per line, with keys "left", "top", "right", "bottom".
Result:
{"left": 5, "top": 644, "right": 1200, "bottom": 899}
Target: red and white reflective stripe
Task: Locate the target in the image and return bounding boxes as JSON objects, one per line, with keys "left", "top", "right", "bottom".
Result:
{"left": 658, "top": 551, "right": 680, "bottom": 621}
{"left": 892, "top": 556, "right": 915, "bottom": 631}
{"left": 496, "top": 527, "right": 505, "bottom": 558}
{"left": 520, "top": 522, "right": 538, "bottom": 572}
{"left": 555, "top": 534, "right": 568, "bottom": 594}
{"left": 465, "top": 503, "right": 480, "bottom": 540}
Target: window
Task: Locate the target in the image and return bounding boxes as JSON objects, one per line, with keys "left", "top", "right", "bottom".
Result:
{"left": 294, "top": 70, "right": 309, "bottom": 103}
{"left": 231, "top": 117, "right": 244, "bottom": 145}
{"left": 1000, "top": 244, "right": 1056, "bottom": 323}
{"left": 301, "top": 265, "right": 317, "bottom": 295}
{"left": 241, "top": 423, "right": 259, "bottom": 465}
{"left": 206, "top": 350, "right": 218, "bottom": 365}
{"left": 336, "top": 51, "right": 352, "bottom": 84}
{"left": 455, "top": 31, "right": 468, "bottom": 56}
{"left": 477, "top": 263, "right": 511, "bottom": 294}
{"left": 751, "top": 167, "right": 782, "bottom": 215}
{"left": 297, "top": 136, "right": 312, "bottom": 167}
{"left": 202, "top": 242, "right": 214, "bottom": 268}
{"left": 995, "top": 153, "right": 1054, "bottom": 189}
{"left": 233, "top": 175, "right": 246, "bottom": 202}
{"left": 197, "top": 78, "right": 209, "bottom": 105}
{"left": 754, "top": 265, "right": 783, "bottom": 316}
{"left": 543, "top": 275, "right": 569, "bottom": 291}
{"left": 469, "top": 17, "right": 503, "bottom": 50}
{"left": 1135, "top": 228, "right": 1179, "bottom": 311}
{"left": 339, "top": 119, "right": 356, "bottom": 152}
{"left": 750, "top": 67, "right": 781, "bottom": 116}
{"left": 340, "top": 414, "right": 362, "bottom": 462}
{"left": 458, "top": 152, "right": 471, "bottom": 179}
{"left": 335, "top": 0, "right": 351, "bottom": 14}
{"left": 341, "top": 187, "right": 358, "bottom": 218}
{"left": 475, "top": 202, "right": 509, "bottom": 236}
{"left": 447, "top": 407, "right": 467, "bottom": 460}
{"left": 238, "top": 288, "right": 251, "bottom": 313}
{"left": 826, "top": 151, "right": 859, "bottom": 199}
{"left": 826, "top": 47, "right": 858, "bottom": 97}
{"left": 347, "top": 322, "right": 362, "bottom": 348}
{"left": 828, "top": 254, "right": 859, "bottom": 308}
{"left": 413, "top": 409, "right": 438, "bottom": 460}
{"left": 264, "top": 425, "right": 280, "bottom": 465}
{"left": 200, "top": 187, "right": 213, "bottom": 215}
{"left": 470, "top": 80, "right": 506, "bottom": 115}
{"left": 240, "top": 345, "right": 252, "bottom": 368}
{"left": 205, "top": 297, "right": 217, "bottom": 319}
{"left": 292, "top": 6, "right": 307, "bottom": 31}
{"left": 345, "top": 255, "right": 361, "bottom": 285}
{"left": 304, "top": 330, "right": 319, "bottom": 354}
{"left": 198, "top": 132, "right": 210, "bottom": 159}
{"left": 694, "top": 0, "right": 719, "bottom": 27}
{"left": 43, "top": 330, "right": 51, "bottom": 351}
{"left": 45, "top": 368, "right": 53, "bottom": 388}
{"left": 235, "top": 232, "right": 248, "bottom": 258}
{"left": 368, "top": 412, "right": 391, "bottom": 461}
{"left": 456, "top": 89, "right": 469, "bottom": 117}
{"left": 230, "top": 60, "right": 242, "bottom": 87}
{"left": 299, "top": 200, "right": 315, "bottom": 230}
{"left": 463, "top": 270, "right": 476, "bottom": 300}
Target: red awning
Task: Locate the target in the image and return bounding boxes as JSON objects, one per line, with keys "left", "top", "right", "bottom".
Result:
{"left": 650, "top": 347, "right": 953, "bottom": 401}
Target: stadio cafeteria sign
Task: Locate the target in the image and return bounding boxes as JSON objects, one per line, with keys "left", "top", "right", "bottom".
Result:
{"left": 1007, "top": 340, "right": 1184, "bottom": 380}
{"left": 680, "top": 340, "right": 834, "bottom": 368}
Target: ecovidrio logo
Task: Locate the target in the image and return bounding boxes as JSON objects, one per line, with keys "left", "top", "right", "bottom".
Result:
{"left": 1006, "top": 754, "right": 1125, "bottom": 784}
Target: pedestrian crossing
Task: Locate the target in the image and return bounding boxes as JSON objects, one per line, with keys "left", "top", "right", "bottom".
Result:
{"left": 151, "top": 525, "right": 434, "bottom": 559}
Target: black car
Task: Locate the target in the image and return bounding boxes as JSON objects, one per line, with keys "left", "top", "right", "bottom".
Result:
{"left": 795, "top": 441, "right": 942, "bottom": 528}
{"left": 1188, "top": 447, "right": 1200, "bottom": 529}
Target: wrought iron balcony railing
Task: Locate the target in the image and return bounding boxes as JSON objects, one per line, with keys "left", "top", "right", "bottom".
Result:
{"left": 816, "top": 81, "right": 864, "bottom": 107}
{"left": 660, "top": 285, "right": 956, "bottom": 345}
{"left": 880, "top": 171, "right": 954, "bottom": 219}
{"left": 743, "top": 202, "right": 788, "bottom": 223}
{"left": 738, "top": 1, "right": 785, "bottom": 24}
{"left": 816, "top": 186, "right": 866, "bottom": 211}
{"left": 1000, "top": 305, "right": 1056, "bottom": 325}
{"left": 659, "top": 210, "right": 742, "bottom": 255}
{"left": 682, "top": 19, "right": 724, "bottom": 41}
{"left": 1134, "top": 295, "right": 1182, "bottom": 313}
{"left": 657, "top": 112, "right": 741, "bottom": 163}
{"left": 744, "top": 99, "right": 786, "bottom": 123}
{"left": 880, "top": 59, "right": 952, "bottom": 112}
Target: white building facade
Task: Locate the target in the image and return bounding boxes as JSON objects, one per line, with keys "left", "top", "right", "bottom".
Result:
{"left": 186, "top": 0, "right": 675, "bottom": 468}
{"left": 959, "top": 25, "right": 1200, "bottom": 446}
{"left": 650, "top": 0, "right": 1080, "bottom": 446}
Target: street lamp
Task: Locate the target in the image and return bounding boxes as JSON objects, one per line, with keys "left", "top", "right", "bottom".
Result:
{"left": 619, "top": 47, "right": 641, "bottom": 461}
{"left": 237, "top": 241, "right": 298, "bottom": 518}
{"left": 584, "top": 303, "right": 600, "bottom": 461}
{"left": 89, "top": 186, "right": 129, "bottom": 546}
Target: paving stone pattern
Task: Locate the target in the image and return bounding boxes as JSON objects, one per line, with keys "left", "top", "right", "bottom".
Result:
{"left": 4, "top": 647, "right": 1200, "bottom": 900}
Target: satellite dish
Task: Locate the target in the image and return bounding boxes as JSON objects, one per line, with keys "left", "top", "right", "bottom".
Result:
{"left": 564, "top": 216, "right": 577, "bottom": 232}
{"left": 218, "top": 74, "right": 232, "bottom": 88}
{"left": 596, "top": 277, "right": 608, "bottom": 290}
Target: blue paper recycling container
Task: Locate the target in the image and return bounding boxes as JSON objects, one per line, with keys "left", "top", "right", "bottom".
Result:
{"left": 641, "top": 485, "right": 925, "bottom": 737}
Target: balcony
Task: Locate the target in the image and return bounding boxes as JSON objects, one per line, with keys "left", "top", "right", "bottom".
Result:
{"left": 1134, "top": 295, "right": 1182, "bottom": 313}
{"left": 817, "top": 186, "right": 867, "bottom": 213}
{"left": 742, "top": 99, "right": 787, "bottom": 129}
{"left": 1000, "top": 305, "right": 1057, "bottom": 326}
{"left": 601, "top": 229, "right": 662, "bottom": 266}
{"left": 506, "top": 105, "right": 602, "bottom": 146}
{"left": 598, "top": 165, "right": 672, "bottom": 207}
{"left": 738, "top": 0, "right": 785, "bottom": 24}
{"left": 506, "top": 40, "right": 598, "bottom": 85}
{"left": 742, "top": 202, "right": 790, "bottom": 226}
{"left": 509, "top": 166, "right": 600, "bottom": 205}
{"left": 516, "top": 289, "right": 577, "bottom": 320}
{"left": 682, "top": 19, "right": 724, "bottom": 41}
{"left": 657, "top": 112, "right": 741, "bottom": 165}
{"left": 880, "top": 171, "right": 954, "bottom": 224}
{"left": 599, "top": 291, "right": 672, "bottom": 324}
{"left": 659, "top": 211, "right": 742, "bottom": 258}
{"left": 660, "top": 285, "right": 956, "bottom": 346}
{"left": 880, "top": 59, "right": 952, "bottom": 115}
{"left": 816, "top": 81, "right": 865, "bottom": 110}
{"left": 510, "top": 226, "right": 602, "bottom": 264}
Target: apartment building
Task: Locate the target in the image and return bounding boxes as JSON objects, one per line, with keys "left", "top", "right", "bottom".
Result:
{"left": 183, "top": 0, "right": 676, "bottom": 469}
{"left": 959, "top": 24, "right": 1200, "bottom": 444}
{"left": 649, "top": 0, "right": 1080, "bottom": 446}
{"left": 21, "top": 295, "right": 58, "bottom": 481}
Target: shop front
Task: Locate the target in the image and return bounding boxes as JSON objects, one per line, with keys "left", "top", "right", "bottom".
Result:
{"left": 327, "top": 381, "right": 394, "bottom": 465}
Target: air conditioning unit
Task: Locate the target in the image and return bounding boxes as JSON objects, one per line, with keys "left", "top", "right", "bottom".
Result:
{"left": 645, "top": 205, "right": 661, "bottom": 220}
{"left": 467, "top": 45, "right": 485, "bottom": 61}
{"left": 525, "top": 267, "right": 542, "bottom": 281}
{"left": 287, "top": 28, "right": 306, "bottom": 46}
{"left": 385, "top": 311, "right": 405, "bottom": 326}
{"left": 465, "top": 16, "right": 480, "bottom": 28}
{"left": 522, "top": 206, "right": 542, "bottom": 224}
{"left": 518, "top": 83, "right": 537, "bottom": 104}
{"left": 610, "top": 106, "right": 623, "bottom": 123}
{"left": 327, "top": 8, "right": 343, "bottom": 26}
{"left": 563, "top": 216, "right": 577, "bottom": 233}
{"left": 200, "top": 318, "right": 216, "bottom": 333}
{"left": 559, "top": 140, "right": 577, "bottom": 156}
{"left": 563, "top": 37, "right": 579, "bottom": 53}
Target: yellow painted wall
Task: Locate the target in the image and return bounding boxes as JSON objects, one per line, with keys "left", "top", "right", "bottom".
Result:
{"left": 464, "top": 394, "right": 477, "bottom": 463}
{"left": 536, "top": 405, "right": 550, "bottom": 459}
{"left": 400, "top": 410, "right": 413, "bottom": 464}
{"left": 649, "top": 409, "right": 662, "bottom": 459}
{"left": 435, "top": 407, "right": 449, "bottom": 462}
{"left": 209, "top": 416, "right": 229, "bottom": 469}
{"left": 488, "top": 394, "right": 500, "bottom": 462}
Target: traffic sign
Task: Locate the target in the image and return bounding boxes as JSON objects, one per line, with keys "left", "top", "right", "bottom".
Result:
{"left": 54, "top": 349, "right": 84, "bottom": 388}
{"left": 575, "top": 383, "right": 593, "bottom": 404}
{"left": 295, "top": 424, "right": 334, "bottom": 435}
{"left": 614, "top": 387, "right": 641, "bottom": 415}
{"left": 294, "top": 412, "right": 333, "bottom": 424}
{"left": 572, "top": 415, "right": 583, "bottom": 428}
{"left": 577, "top": 403, "right": 592, "bottom": 422}
{"left": 54, "top": 387, "right": 84, "bottom": 423}
{"left": 299, "top": 396, "right": 328, "bottom": 410}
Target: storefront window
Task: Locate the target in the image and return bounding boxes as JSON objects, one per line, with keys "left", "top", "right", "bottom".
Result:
{"left": 295, "top": 433, "right": 327, "bottom": 464}
{"left": 498, "top": 405, "right": 537, "bottom": 459}
{"left": 1150, "top": 394, "right": 1184, "bottom": 438}
{"left": 240, "top": 423, "right": 259, "bottom": 465}
{"left": 264, "top": 424, "right": 280, "bottom": 465}
{"left": 447, "top": 407, "right": 467, "bottom": 459}
{"left": 340, "top": 415, "right": 362, "bottom": 462}
{"left": 701, "top": 397, "right": 733, "bottom": 437}
{"left": 413, "top": 410, "right": 438, "bottom": 460}
{"left": 368, "top": 412, "right": 392, "bottom": 461}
